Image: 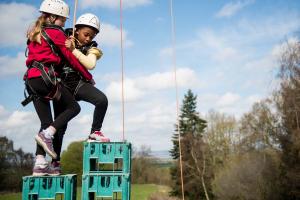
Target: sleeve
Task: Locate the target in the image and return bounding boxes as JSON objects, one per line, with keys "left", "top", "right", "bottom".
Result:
{"left": 72, "top": 49, "right": 97, "bottom": 70}
{"left": 46, "top": 29, "right": 93, "bottom": 80}
{"left": 88, "top": 47, "right": 103, "bottom": 60}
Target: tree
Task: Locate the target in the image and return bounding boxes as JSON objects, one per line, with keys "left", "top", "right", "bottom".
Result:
{"left": 169, "top": 89, "right": 210, "bottom": 199}
{"left": 211, "top": 100, "right": 283, "bottom": 199}
{"left": 212, "top": 151, "right": 281, "bottom": 200}
{"left": 170, "top": 89, "right": 207, "bottom": 158}
{"left": 238, "top": 99, "right": 280, "bottom": 153}
{"left": 204, "top": 110, "right": 237, "bottom": 169}
{"left": 61, "top": 140, "right": 84, "bottom": 186}
{"left": 131, "top": 145, "right": 170, "bottom": 185}
{"left": 274, "top": 39, "right": 300, "bottom": 199}
{"left": 131, "top": 145, "right": 154, "bottom": 184}
{"left": 0, "top": 136, "right": 34, "bottom": 192}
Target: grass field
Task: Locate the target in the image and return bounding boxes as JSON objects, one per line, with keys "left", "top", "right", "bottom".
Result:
{"left": 0, "top": 184, "right": 169, "bottom": 200}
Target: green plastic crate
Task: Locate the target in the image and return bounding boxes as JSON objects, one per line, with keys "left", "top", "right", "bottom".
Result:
{"left": 81, "top": 173, "right": 130, "bottom": 200}
{"left": 22, "top": 174, "right": 77, "bottom": 200}
{"left": 83, "top": 142, "right": 131, "bottom": 174}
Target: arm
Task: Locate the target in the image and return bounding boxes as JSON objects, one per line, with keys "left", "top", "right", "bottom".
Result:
{"left": 46, "top": 29, "right": 93, "bottom": 80}
{"left": 72, "top": 47, "right": 103, "bottom": 70}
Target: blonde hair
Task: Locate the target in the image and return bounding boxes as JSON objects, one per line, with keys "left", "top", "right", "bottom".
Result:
{"left": 27, "top": 14, "right": 48, "bottom": 44}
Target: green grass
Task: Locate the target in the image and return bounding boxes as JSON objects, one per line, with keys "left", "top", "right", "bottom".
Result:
{"left": 0, "top": 193, "right": 20, "bottom": 200}
{"left": 0, "top": 184, "right": 169, "bottom": 200}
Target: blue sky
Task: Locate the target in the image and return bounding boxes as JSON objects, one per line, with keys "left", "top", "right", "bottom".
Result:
{"left": 0, "top": 0, "right": 299, "bottom": 154}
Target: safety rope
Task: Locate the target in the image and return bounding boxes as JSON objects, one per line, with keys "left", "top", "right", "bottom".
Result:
{"left": 170, "top": 0, "right": 185, "bottom": 199}
{"left": 72, "top": 0, "right": 78, "bottom": 37}
{"left": 120, "top": 0, "right": 125, "bottom": 141}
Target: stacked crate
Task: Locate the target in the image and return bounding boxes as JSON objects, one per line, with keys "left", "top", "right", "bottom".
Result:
{"left": 22, "top": 174, "right": 77, "bottom": 200}
{"left": 81, "top": 142, "right": 131, "bottom": 200}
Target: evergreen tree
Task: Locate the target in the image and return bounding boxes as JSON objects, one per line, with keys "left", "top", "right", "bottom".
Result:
{"left": 169, "top": 89, "right": 209, "bottom": 199}
{"left": 170, "top": 90, "right": 206, "bottom": 159}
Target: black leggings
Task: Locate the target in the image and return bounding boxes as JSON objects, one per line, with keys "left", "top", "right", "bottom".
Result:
{"left": 29, "top": 78, "right": 81, "bottom": 156}
{"left": 52, "top": 81, "right": 108, "bottom": 161}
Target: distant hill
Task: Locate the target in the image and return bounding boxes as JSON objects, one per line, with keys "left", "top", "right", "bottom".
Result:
{"left": 150, "top": 150, "right": 171, "bottom": 160}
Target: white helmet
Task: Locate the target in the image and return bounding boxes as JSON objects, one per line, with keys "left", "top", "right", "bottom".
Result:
{"left": 39, "top": 0, "right": 69, "bottom": 18}
{"left": 75, "top": 13, "right": 100, "bottom": 33}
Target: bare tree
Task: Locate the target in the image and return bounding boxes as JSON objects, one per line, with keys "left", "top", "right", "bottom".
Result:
{"left": 204, "top": 110, "right": 238, "bottom": 169}
{"left": 275, "top": 38, "right": 300, "bottom": 199}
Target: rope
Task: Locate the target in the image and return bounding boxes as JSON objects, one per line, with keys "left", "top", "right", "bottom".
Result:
{"left": 120, "top": 0, "right": 125, "bottom": 141}
{"left": 170, "top": 0, "right": 185, "bottom": 199}
{"left": 72, "top": 0, "right": 78, "bottom": 37}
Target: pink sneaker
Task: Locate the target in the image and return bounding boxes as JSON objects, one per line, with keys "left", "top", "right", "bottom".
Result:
{"left": 50, "top": 161, "right": 61, "bottom": 175}
{"left": 32, "top": 165, "right": 59, "bottom": 176}
{"left": 35, "top": 132, "right": 57, "bottom": 159}
{"left": 88, "top": 131, "right": 110, "bottom": 142}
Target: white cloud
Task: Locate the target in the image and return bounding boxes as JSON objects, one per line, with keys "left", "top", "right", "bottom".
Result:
{"left": 80, "top": 0, "right": 152, "bottom": 9}
{"left": 216, "top": 0, "right": 255, "bottom": 18}
{"left": 173, "top": 11, "right": 300, "bottom": 98}
{"left": 271, "top": 37, "right": 299, "bottom": 58}
{"left": 97, "top": 23, "right": 133, "bottom": 48}
{"left": 0, "top": 105, "right": 6, "bottom": 117}
{"left": 217, "top": 92, "right": 241, "bottom": 107}
{"left": 243, "top": 54, "right": 275, "bottom": 71}
{"left": 0, "top": 3, "right": 134, "bottom": 49}
{"left": 3, "top": 111, "right": 34, "bottom": 128}
{"left": 183, "top": 29, "right": 241, "bottom": 63}
{"left": 198, "top": 93, "right": 263, "bottom": 118}
{"left": 0, "top": 52, "right": 26, "bottom": 77}
{"left": 245, "top": 95, "right": 262, "bottom": 105}
{"left": 186, "top": 14, "right": 300, "bottom": 63}
{"left": 105, "top": 78, "right": 144, "bottom": 102}
{"left": 0, "top": 91, "right": 177, "bottom": 154}
{"left": 104, "top": 67, "right": 199, "bottom": 102}
{"left": 101, "top": 99, "right": 176, "bottom": 151}
{"left": 0, "top": 108, "right": 39, "bottom": 153}
{"left": 236, "top": 17, "right": 300, "bottom": 42}
{"left": 0, "top": 3, "right": 36, "bottom": 47}
{"left": 137, "top": 67, "right": 198, "bottom": 90}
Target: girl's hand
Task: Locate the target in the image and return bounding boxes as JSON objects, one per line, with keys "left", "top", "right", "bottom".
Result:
{"left": 65, "top": 36, "right": 75, "bottom": 51}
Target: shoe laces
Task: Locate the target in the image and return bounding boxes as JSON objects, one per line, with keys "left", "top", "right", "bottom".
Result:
{"left": 93, "top": 130, "right": 104, "bottom": 137}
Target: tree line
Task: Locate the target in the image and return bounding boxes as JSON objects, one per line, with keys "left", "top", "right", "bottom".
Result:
{"left": 169, "top": 40, "right": 300, "bottom": 200}
{"left": 0, "top": 136, "right": 34, "bottom": 192}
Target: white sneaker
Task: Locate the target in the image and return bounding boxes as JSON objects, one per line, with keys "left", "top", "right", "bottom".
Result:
{"left": 88, "top": 131, "right": 110, "bottom": 142}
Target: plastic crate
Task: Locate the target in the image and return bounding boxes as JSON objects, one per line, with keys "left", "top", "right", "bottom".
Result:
{"left": 83, "top": 142, "right": 131, "bottom": 174}
{"left": 81, "top": 173, "right": 130, "bottom": 200}
{"left": 22, "top": 174, "right": 77, "bottom": 200}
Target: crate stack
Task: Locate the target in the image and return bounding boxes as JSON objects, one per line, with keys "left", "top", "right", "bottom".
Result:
{"left": 22, "top": 174, "right": 77, "bottom": 200}
{"left": 81, "top": 142, "right": 132, "bottom": 200}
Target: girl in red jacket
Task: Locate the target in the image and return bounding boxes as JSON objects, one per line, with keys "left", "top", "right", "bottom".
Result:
{"left": 24, "top": 0, "right": 92, "bottom": 176}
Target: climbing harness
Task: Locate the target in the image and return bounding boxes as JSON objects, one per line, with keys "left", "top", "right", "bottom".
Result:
{"left": 22, "top": 61, "right": 61, "bottom": 107}
{"left": 21, "top": 26, "right": 66, "bottom": 106}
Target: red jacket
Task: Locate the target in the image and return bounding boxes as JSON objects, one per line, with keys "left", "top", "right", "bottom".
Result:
{"left": 25, "top": 25, "right": 92, "bottom": 81}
